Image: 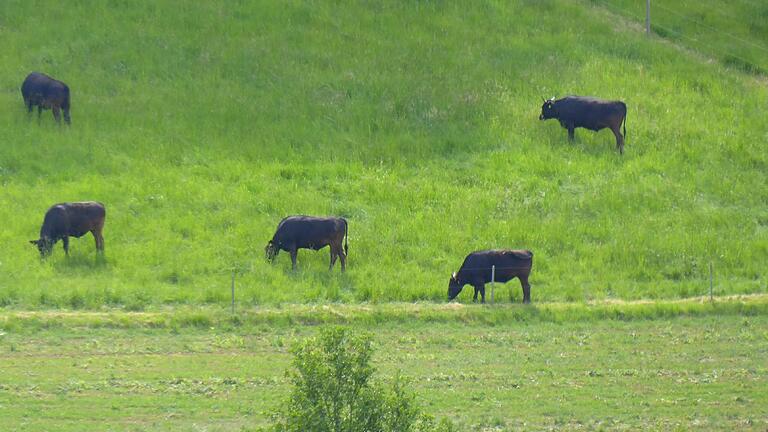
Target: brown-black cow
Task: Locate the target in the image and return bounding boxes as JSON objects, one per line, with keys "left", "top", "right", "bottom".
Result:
{"left": 30, "top": 202, "right": 105, "bottom": 257}
{"left": 21, "top": 72, "right": 71, "bottom": 125}
{"left": 539, "top": 95, "right": 626, "bottom": 154}
{"left": 265, "top": 215, "right": 348, "bottom": 272}
{"left": 448, "top": 249, "right": 533, "bottom": 303}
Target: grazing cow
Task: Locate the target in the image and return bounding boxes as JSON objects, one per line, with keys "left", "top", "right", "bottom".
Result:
{"left": 448, "top": 249, "right": 533, "bottom": 303}
{"left": 30, "top": 202, "right": 105, "bottom": 257}
{"left": 539, "top": 95, "right": 626, "bottom": 154}
{"left": 21, "top": 72, "right": 71, "bottom": 125}
{"left": 265, "top": 215, "right": 349, "bottom": 272}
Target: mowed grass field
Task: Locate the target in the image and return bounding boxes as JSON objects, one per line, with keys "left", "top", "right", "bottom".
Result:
{"left": 1, "top": 1, "right": 767, "bottom": 308}
{"left": 1, "top": 307, "right": 767, "bottom": 431}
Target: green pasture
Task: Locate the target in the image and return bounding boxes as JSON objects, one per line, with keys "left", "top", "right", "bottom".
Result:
{"left": 1, "top": 0, "right": 767, "bottom": 308}
{"left": 1, "top": 307, "right": 766, "bottom": 431}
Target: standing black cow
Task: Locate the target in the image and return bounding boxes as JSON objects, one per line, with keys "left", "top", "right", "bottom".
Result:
{"left": 265, "top": 215, "right": 349, "bottom": 272}
{"left": 539, "top": 96, "right": 626, "bottom": 154}
{"left": 448, "top": 249, "right": 533, "bottom": 303}
{"left": 21, "top": 72, "right": 71, "bottom": 125}
{"left": 30, "top": 202, "right": 106, "bottom": 257}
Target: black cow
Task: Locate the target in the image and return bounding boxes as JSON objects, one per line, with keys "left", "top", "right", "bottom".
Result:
{"left": 448, "top": 249, "right": 533, "bottom": 303}
{"left": 30, "top": 202, "right": 105, "bottom": 257}
{"left": 21, "top": 72, "right": 71, "bottom": 125}
{"left": 539, "top": 95, "right": 626, "bottom": 154}
{"left": 265, "top": 215, "right": 349, "bottom": 271}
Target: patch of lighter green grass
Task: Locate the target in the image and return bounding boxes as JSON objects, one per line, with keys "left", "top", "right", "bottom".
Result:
{"left": 0, "top": 315, "right": 766, "bottom": 430}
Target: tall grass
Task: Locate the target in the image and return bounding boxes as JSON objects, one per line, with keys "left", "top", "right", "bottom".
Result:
{"left": 0, "top": 0, "right": 766, "bottom": 308}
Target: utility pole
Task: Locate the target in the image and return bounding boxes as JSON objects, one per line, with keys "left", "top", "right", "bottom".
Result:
{"left": 646, "top": 0, "right": 651, "bottom": 36}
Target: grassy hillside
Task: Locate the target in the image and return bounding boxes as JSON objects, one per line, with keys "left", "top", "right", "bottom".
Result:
{"left": 0, "top": 0, "right": 766, "bottom": 308}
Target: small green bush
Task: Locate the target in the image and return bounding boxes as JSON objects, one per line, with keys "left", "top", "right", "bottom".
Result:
{"left": 270, "top": 327, "right": 454, "bottom": 432}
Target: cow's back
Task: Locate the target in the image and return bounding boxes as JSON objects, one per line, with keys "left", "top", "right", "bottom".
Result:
{"left": 21, "top": 72, "right": 69, "bottom": 106}
{"left": 41, "top": 202, "right": 105, "bottom": 239}
{"left": 558, "top": 96, "right": 625, "bottom": 128}
{"left": 459, "top": 249, "right": 532, "bottom": 283}
{"left": 273, "top": 215, "right": 342, "bottom": 246}
{"left": 65, "top": 202, "right": 105, "bottom": 234}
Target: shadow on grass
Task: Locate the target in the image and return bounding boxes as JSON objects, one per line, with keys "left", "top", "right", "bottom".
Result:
{"left": 51, "top": 253, "right": 109, "bottom": 273}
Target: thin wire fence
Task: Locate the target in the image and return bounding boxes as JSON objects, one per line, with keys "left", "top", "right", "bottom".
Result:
{"left": 452, "top": 265, "right": 532, "bottom": 272}
{"left": 651, "top": 3, "right": 768, "bottom": 54}
{"left": 731, "top": 0, "right": 767, "bottom": 12}
{"left": 594, "top": 0, "right": 767, "bottom": 74}
{"left": 692, "top": 2, "right": 746, "bottom": 24}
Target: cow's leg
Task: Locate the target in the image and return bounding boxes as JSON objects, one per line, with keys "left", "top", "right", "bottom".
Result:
{"left": 26, "top": 99, "right": 33, "bottom": 114}
{"left": 289, "top": 248, "right": 298, "bottom": 270}
{"left": 339, "top": 246, "right": 346, "bottom": 272}
{"left": 92, "top": 229, "right": 104, "bottom": 253}
{"left": 329, "top": 247, "right": 338, "bottom": 271}
{"left": 520, "top": 274, "right": 531, "bottom": 304}
{"left": 62, "top": 236, "right": 70, "bottom": 256}
{"left": 37, "top": 105, "right": 43, "bottom": 120}
{"left": 611, "top": 125, "right": 624, "bottom": 155}
{"left": 63, "top": 108, "right": 71, "bottom": 125}
{"left": 567, "top": 125, "right": 575, "bottom": 141}
{"left": 52, "top": 106, "right": 61, "bottom": 124}
{"left": 472, "top": 284, "right": 486, "bottom": 303}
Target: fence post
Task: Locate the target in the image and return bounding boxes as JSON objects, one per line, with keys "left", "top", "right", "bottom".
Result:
{"left": 709, "top": 261, "right": 713, "bottom": 302}
{"left": 491, "top": 265, "right": 495, "bottom": 304}
{"left": 231, "top": 270, "right": 236, "bottom": 314}
{"left": 646, "top": 0, "right": 651, "bottom": 36}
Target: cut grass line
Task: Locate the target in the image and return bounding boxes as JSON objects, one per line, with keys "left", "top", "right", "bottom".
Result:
{"left": 2, "top": 294, "right": 766, "bottom": 331}
{"left": 0, "top": 350, "right": 275, "bottom": 360}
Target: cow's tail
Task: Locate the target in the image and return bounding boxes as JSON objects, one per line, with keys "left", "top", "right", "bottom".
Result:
{"left": 622, "top": 103, "right": 627, "bottom": 138}
{"left": 342, "top": 218, "right": 349, "bottom": 255}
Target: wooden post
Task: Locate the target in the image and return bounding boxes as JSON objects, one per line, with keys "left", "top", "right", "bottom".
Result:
{"left": 231, "top": 270, "right": 236, "bottom": 314}
{"left": 709, "top": 262, "right": 713, "bottom": 302}
{"left": 646, "top": 0, "right": 651, "bottom": 36}
{"left": 490, "top": 265, "right": 496, "bottom": 304}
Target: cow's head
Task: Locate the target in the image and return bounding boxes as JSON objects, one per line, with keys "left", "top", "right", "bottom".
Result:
{"left": 29, "top": 238, "right": 53, "bottom": 257}
{"left": 265, "top": 240, "right": 279, "bottom": 262}
{"left": 447, "top": 272, "right": 463, "bottom": 301}
{"left": 539, "top": 97, "right": 557, "bottom": 120}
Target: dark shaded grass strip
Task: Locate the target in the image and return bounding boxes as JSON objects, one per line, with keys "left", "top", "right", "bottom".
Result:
{"left": 2, "top": 295, "right": 766, "bottom": 333}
